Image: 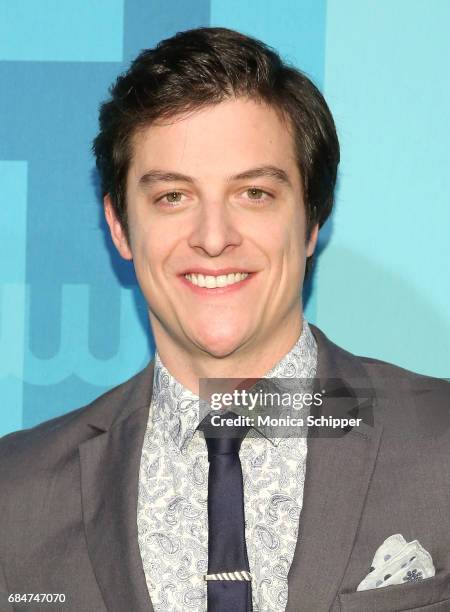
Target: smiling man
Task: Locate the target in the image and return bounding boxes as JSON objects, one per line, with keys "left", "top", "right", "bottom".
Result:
{"left": 106, "top": 96, "right": 317, "bottom": 386}
{"left": 1, "top": 27, "right": 449, "bottom": 612}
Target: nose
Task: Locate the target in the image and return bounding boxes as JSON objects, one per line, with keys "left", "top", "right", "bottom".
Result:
{"left": 188, "top": 198, "right": 242, "bottom": 257}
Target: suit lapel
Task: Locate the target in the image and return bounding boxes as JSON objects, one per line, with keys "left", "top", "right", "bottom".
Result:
{"left": 79, "top": 363, "right": 155, "bottom": 612}
{"left": 286, "top": 326, "right": 383, "bottom": 611}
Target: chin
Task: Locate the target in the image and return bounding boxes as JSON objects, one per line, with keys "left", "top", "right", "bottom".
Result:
{"left": 190, "top": 326, "right": 248, "bottom": 359}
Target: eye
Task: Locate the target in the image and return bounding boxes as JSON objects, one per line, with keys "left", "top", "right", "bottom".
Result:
{"left": 247, "top": 188, "right": 264, "bottom": 199}
{"left": 156, "top": 191, "right": 185, "bottom": 206}
{"left": 165, "top": 191, "right": 183, "bottom": 203}
{"left": 244, "top": 187, "right": 272, "bottom": 203}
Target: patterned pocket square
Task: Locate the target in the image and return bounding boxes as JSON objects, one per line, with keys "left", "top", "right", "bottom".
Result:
{"left": 357, "top": 534, "right": 435, "bottom": 591}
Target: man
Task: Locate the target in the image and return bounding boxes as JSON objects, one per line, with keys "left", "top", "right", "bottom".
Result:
{"left": 0, "top": 27, "right": 449, "bottom": 612}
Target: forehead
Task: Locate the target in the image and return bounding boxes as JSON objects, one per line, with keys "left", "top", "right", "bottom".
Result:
{"left": 128, "top": 97, "right": 300, "bottom": 185}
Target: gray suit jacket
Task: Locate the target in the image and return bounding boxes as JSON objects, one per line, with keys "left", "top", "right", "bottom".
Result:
{"left": 1, "top": 325, "right": 449, "bottom": 612}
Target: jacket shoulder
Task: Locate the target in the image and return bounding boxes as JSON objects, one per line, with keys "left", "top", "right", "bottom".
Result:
{"left": 358, "top": 354, "right": 449, "bottom": 394}
{"left": 310, "top": 323, "right": 449, "bottom": 432}
{"left": 359, "top": 356, "right": 449, "bottom": 419}
{"left": 0, "top": 361, "right": 154, "bottom": 472}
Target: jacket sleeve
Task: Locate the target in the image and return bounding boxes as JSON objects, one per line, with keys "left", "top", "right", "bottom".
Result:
{"left": 0, "top": 560, "right": 13, "bottom": 611}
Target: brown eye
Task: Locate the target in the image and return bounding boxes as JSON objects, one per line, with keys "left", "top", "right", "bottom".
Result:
{"left": 247, "top": 188, "right": 265, "bottom": 199}
{"left": 166, "top": 191, "right": 182, "bottom": 203}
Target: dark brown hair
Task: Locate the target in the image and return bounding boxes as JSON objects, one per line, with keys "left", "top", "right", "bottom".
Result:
{"left": 93, "top": 27, "right": 339, "bottom": 271}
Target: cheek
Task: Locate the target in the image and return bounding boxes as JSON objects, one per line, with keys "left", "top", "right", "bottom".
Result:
{"left": 265, "top": 223, "right": 305, "bottom": 265}
{"left": 287, "top": 210, "right": 308, "bottom": 259}
{"left": 257, "top": 205, "right": 306, "bottom": 257}
{"left": 132, "top": 225, "right": 184, "bottom": 290}
{"left": 129, "top": 224, "right": 159, "bottom": 278}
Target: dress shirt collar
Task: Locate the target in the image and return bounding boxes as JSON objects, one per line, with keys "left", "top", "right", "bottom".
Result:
{"left": 150, "top": 320, "right": 317, "bottom": 452}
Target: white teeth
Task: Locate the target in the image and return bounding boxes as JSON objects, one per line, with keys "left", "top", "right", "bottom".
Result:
{"left": 184, "top": 272, "right": 249, "bottom": 288}
{"left": 216, "top": 275, "right": 228, "bottom": 287}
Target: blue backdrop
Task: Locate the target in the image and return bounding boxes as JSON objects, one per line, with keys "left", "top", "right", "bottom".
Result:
{"left": 1, "top": 0, "right": 449, "bottom": 436}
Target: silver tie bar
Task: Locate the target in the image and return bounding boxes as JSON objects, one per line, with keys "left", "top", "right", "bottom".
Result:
{"left": 204, "top": 570, "right": 252, "bottom": 581}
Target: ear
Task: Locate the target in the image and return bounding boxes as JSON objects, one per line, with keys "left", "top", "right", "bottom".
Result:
{"left": 104, "top": 195, "right": 133, "bottom": 260}
{"left": 306, "top": 222, "right": 319, "bottom": 257}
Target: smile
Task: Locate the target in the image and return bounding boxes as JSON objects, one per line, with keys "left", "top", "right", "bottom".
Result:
{"left": 184, "top": 272, "right": 249, "bottom": 288}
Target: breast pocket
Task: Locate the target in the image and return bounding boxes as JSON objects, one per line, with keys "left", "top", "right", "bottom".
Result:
{"left": 338, "top": 570, "right": 450, "bottom": 612}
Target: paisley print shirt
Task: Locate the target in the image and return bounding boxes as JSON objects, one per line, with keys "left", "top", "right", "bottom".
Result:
{"left": 137, "top": 321, "right": 317, "bottom": 611}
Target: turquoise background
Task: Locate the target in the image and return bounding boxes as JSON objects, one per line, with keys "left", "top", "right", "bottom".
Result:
{"left": 1, "top": 0, "right": 448, "bottom": 436}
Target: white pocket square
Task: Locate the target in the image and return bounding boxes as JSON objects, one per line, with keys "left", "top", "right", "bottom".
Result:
{"left": 357, "top": 534, "right": 435, "bottom": 591}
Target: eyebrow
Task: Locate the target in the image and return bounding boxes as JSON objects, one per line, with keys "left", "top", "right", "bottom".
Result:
{"left": 139, "top": 170, "right": 195, "bottom": 186}
{"left": 138, "top": 165, "right": 292, "bottom": 188}
{"left": 233, "top": 166, "right": 291, "bottom": 186}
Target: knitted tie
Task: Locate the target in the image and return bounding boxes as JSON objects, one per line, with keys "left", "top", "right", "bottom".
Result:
{"left": 200, "top": 411, "right": 253, "bottom": 612}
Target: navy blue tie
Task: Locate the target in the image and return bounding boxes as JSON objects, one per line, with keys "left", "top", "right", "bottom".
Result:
{"left": 200, "top": 411, "right": 253, "bottom": 612}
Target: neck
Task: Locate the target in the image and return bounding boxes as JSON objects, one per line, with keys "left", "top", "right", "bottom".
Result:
{"left": 150, "top": 309, "right": 304, "bottom": 395}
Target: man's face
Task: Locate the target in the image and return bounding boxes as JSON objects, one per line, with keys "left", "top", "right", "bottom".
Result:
{"left": 106, "top": 97, "right": 318, "bottom": 359}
